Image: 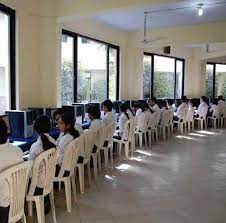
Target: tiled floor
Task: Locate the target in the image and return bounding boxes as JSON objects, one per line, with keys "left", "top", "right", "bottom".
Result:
{"left": 28, "top": 129, "right": 226, "bottom": 223}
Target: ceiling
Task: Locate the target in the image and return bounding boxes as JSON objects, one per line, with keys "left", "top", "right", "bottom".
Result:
{"left": 94, "top": 0, "right": 226, "bottom": 31}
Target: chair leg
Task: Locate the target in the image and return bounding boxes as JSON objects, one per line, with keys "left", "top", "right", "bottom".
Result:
{"left": 200, "top": 120, "right": 203, "bottom": 130}
{"left": 139, "top": 133, "right": 143, "bottom": 148}
{"left": 35, "top": 196, "right": 45, "bottom": 223}
{"left": 155, "top": 129, "right": 158, "bottom": 141}
{"left": 92, "top": 154, "right": 98, "bottom": 180}
{"left": 118, "top": 143, "right": 122, "bottom": 157}
{"left": 98, "top": 152, "right": 101, "bottom": 173}
{"left": 64, "top": 178, "right": 72, "bottom": 212}
{"left": 124, "top": 143, "right": 129, "bottom": 160}
{"left": 49, "top": 190, "right": 57, "bottom": 223}
{"left": 71, "top": 175, "right": 77, "bottom": 203}
{"left": 110, "top": 146, "right": 114, "bottom": 166}
{"left": 78, "top": 165, "right": 85, "bottom": 194}
{"left": 162, "top": 127, "right": 166, "bottom": 140}
{"left": 87, "top": 161, "right": 92, "bottom": 186}
{"left": 28, "top": 200, "right": 33, "bottom": 217}
{"left": 104, "top": 148, "right": 109, "bottom": 169}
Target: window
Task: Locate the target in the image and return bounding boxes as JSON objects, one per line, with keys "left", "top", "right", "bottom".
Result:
{"left": 61, "top": 30, "right": 120, "bottom": 104}
{"left": 205, "top": 63, "right": 226, "bottom": 98}
{"left": 143, "top": 53, "right": 185, "bottom": 99}
{"left": 0, "top": 3, "right": 15, "bottom": 114}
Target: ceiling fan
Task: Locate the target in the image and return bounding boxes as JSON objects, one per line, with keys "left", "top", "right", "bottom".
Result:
{"left": 205, "top": 43, "right": 226, "bottom": 54}
{"left": 140, "top": 12, "right": 166, "bottom": 45}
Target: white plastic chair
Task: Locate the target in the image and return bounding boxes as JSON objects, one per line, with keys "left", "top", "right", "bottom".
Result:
{"left": 113, "top": 117, "right": 136, "bottom": 160}
{"left": 208, "top": 114, "right": 219, "bottom": 129}
{"left": 0, "top": 161, "right": 32, "bottom": 223}
{"left": 186, "top": 107, "right": 195, "bottom": 132}
{"left": 27, "top": 148, "right": 57, "bottom": 223}
{"left": 157, "top": 110, "right": 171, "bottom": 140}
{"left": 77, "top": 130, "right": 94, "bottom": 194}
{"left": 53, "top": 139, "right": 79, "bottom": 212}
{"left": 100, "top": 122, "right": 116, "bottom": 168}
{"left": 147, "top": 111, "right": 160, "bottom": 144}
{"left": 173, "top": 108, "right": 188, "bottom": 134}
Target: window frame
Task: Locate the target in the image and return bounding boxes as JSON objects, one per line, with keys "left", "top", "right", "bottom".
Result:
{"left": 62, "top": 29, "right": 120, "bottom": 103}
{"left": 143, "top": 52, "right": 185, "bottom": 99}
{"left": 206, "top": 62, "right": 226, "bottom": 98}
{"left": 0, "top": 3, "right": 16, "bottom": 109}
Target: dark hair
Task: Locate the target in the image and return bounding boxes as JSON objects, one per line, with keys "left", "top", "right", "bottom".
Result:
{"left": 161, "top": 100, "right": 168, "bottom": 109}
{"left": 167, "top": 99, "right": 173, "bottom": 106}
{"left": 60, "top": 113, "right": 80, "bottom": 139}
{"left": 103, "top": 100, "right": 113, "bottom": 111}
{"left": 34, "top": 115, "right": 55, "bottom": 151}
{"left": 201, "top": 96, "right": 207, "bottom": 103}
{"left": 0, "top": 119, "right": 8, "bottom": 144}
{"left": 212, "top": 98, "right": 218, "bottom": 105}
{"left": 181, "top": 96, "right": 187, "bottom": 103}
{"left": 188, "top": 99, "right": 194, "bottom": 106}
{"left": 53, "top": 108, "right": 63, "bottom": 120}
{"left": 120, "top": 103, "right": 130, "bottom": 119}
{"left": 150, "top": 97, "right": 157, "bottom": 104}
{"left": 218, "top": 95, "right": 224, "bottom": 101}
{"left": 87, "top": 105, "right": 101, "bottom": 119}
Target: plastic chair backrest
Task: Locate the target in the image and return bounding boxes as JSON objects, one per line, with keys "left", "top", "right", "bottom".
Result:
{"left": 180, "top": 108, "right": 188, "bottom": 121}
{"left": 108, "top": 121, "right": 116, "bottom": 146}
{"left": 0, "top": 161, "right": 33, "bottom": 223}
{"left": 83, "top": 130, "right": 95, "bottom": 161}
{"left": 147, "top": 112, "right": 156, "bottom": 129}
{"left": 28, "top": 148, "right": 57, "bottom": 197}
{"left": 186, "top": 107, "right": 195, "bottom": 122}
{"left": 57, "top": 139, "right": 80, "bottom": 178}
{"left": 161, "top": 110, "right": 170, "bottom": 126}
{"left": 154, "top": 111, "right": 161, "bottom": 127}
{"left": 128, "top": 117, "right": 136, "bottom": 142}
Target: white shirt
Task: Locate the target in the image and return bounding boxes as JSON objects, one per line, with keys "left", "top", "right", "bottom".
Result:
{"left": 57, "top": 133, "right": 74, "bottom": 165}
{"left": 137, "top": 111, "right": 149, "bottom": 131}
{"left": 127, "top": 109, "right": 135, "bottom": 118}
{"left": 160, "top": 107, "right": 167, "bottom": 123}
{"left": 197, "top": 102, "right": 208, "bottom": 117}
{"left": 209, "top": 104, "right": 220, "bottom": 117}
{"left": 136, "top": 109, "right": 142, "bottom": 117}
{"left": 0, "top": 143, "right": 23, "bottom": 207}
{"left": 151, "top": 104, "right": 160, "bottom": 113}
{"left": 119, "top": 113, "right": 129, "bottom": 137}
{"left": 74, "top": 122, "right": 83, "bottom": 135}
{"left": 175, "top": 102, "right": 188, "bottom": 119}
{"left": 89, "top": 119, "right": 102, "bottom": 129}
{"left": 102, "top": 112, "right": 115, "bottom": 125}
{"left": 28, "top": 134, "right": 56, "bottom": 188}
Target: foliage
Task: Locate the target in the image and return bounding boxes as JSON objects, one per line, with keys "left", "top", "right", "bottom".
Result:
{"left": 215, "top": 72, "right": 226, "bottom": 97}
{"left": 205, "top": 68, "right": 214, "bottom": 97}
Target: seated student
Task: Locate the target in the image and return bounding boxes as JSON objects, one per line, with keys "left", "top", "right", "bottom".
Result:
{"left": 147, "top": 97, "right": 160, "bottom": 113}
{"left": 174, "top": 96, "right": 188, "bottom": 121}
{"left": 218, "top": 95, "right": 225, "bottom": 116}
{"left": 0, "top": 119, "right": 23, "bottom": 223}
{"left": 28, "top": 115, "right": 56, "bottom": 206}
{"left": 53, "top": 109, "right": 63, "bottom": 126}
{"left": 209, "top": 99, "right": 219, "bottom": 117}
{"left": 159, "top": 100, "right": 168, "bottom": 123}
{"left": 137, "top": 102, "right": 151, "bottom": 131}
{"left": 56, "top": 113, "right": 80, "bottom": 167}
{"left": 167, "top": 99, "right": 174, "bottom": 113}
{"left": 102, "top": 99, "right": 115, "bottom": 125}
{"left": 196, "top": 96, "right": 208, "bottom": 118}
{"left": 133, "top": 102, "right": 143, "bottom": 117}
{"left": 114, "top": 103, "right": 130, "bottom": 140}
{"left": 74, "top": 119, "right": 84, "bottom": 135}
{"left": 125, "top": 103, "right": 135, "bottom": 118}
{"left": 87, "top": 105, "right": 102, "bottom": 129}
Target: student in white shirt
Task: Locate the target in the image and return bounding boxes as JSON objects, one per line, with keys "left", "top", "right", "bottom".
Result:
{"left": 0, "top": 119, "right": 23, "bottom": 223}
{"left": 28, "top": 115, "right": 56, "bottom": 193}
{"left": 174, "top": 96, "right": 188, "bottom": 121}
{"left": 147, "top": 97, "right": 160, "bottom": 113}
{"left": 137, "top": 102, "right": 152, "bottom": 131}
{"left": 209, "top": 99, "right": 220, "bottom": 117}
{"left": 132, "top": 102, "right": 143, "bottom": 117}
{"left": 114, "top": 103, "right": 130, "bottom": 140}
{"left": 87, "top": 105, "right": 102, "bottom": 129}
{"left": 102, "top": 99, "right": 115, "bottom": 125}
{"left": 56, "top": 113, "right": 80, "bottom": 168}
{"left": 167, "top": 99, "right": 174, "bottom": 113}
{"left": 159, "top": 100, "right": 168, "bottom": 123}
{"left": 197, "top": 96, "right": 208, "bottom": 118}
{"left": 218, "top": 95, "right": 225, "bottom": 117}
{"left": 126, "top": 105, "right": 135, "bottom": 118}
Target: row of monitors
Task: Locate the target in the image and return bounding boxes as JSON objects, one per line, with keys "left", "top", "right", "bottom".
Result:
{"left": 0, "top": 98, "right": 220, "bottom": 139}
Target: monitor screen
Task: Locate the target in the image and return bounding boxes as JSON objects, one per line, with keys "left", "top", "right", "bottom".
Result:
{"left": 0, "top": 115, "right": 11, "bottom": 135}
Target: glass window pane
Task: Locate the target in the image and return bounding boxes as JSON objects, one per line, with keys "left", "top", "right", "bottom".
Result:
{"left": 109, "top": 48, "right": 117, "bottom": 101}
{"left": 153, "top": 55, "right": 175, "bottom": 98}
{"left": 175, "top": 60, "right": 183, "bottom": 98}
{"left": 61, "top": 35, "right": 74, "bottom": 105}
{"left": 143, "top": 55, "right": 152, "bottom": 99}
{"left": 0, "top": 12, "right": 10, "bottom": 114}
{"left": 215, "top": 64, "right": 226, "bottom": 97}
{"left": 205, "top": 64, "right": 214, "bottom": 98}
{"left": 77, "top": 37, "right": 107, "bottom": 102}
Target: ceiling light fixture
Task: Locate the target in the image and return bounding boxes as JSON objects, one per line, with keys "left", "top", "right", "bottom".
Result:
{"left": 197, "top": 3, "right": 204, "bottom": 16}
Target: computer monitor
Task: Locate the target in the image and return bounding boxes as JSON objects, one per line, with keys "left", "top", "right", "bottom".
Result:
{"left": 28, "top": 107, "right": 52, "bottom": 119}
{"left": 0, "top": 115, "right": 11, "bottom": 135}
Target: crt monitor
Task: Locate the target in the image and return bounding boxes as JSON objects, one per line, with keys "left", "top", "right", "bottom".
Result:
{"left": 0, "top": 115, "right": 11, "bottom": 135}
